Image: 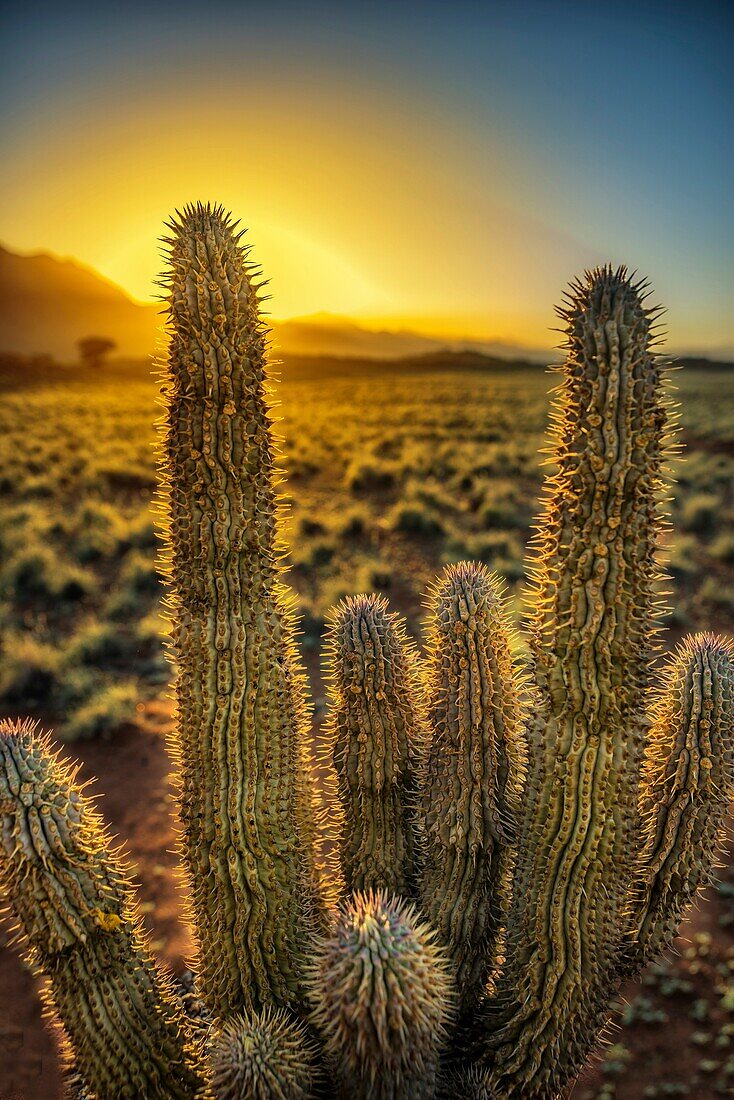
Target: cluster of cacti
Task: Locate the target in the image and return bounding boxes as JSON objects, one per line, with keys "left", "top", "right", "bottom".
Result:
{"left": 1, "top": 202, "right": 732, "bottom": 1100}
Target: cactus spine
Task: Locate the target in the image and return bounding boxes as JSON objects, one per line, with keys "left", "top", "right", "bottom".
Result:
{"left": 0, "top": 719, "right": 201, "bottom": 1099}
{"left": 159, "top": 204, "right": 321, "bottom": 1018}
{"left": 1, "top": 212, "right": 733, "bottom": 1100}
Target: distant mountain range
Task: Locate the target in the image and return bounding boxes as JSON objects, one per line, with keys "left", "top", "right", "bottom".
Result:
{"left": 2, "top": 244, "right": 731, "bottom": 366}
{"left": 0, "top": 244, "right": 552, "bottom": 363}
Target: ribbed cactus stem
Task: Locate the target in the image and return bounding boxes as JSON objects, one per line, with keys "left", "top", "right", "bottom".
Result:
{"left": 159, "top": 203, "right": 321, "bottom": 1017}
{"left": 0, "top": 719, "right": 201, "bottom": 1100}
{"left": 206, "top": 1006, "right": 318, "bottom": 1100}
{"left": 477, "top": 267, "right": 671, "bottom": 1097}
{"left": 420, "top": 562, "right": 526, "bottom": 1012}
{"left": 326, "top": 594, "right": 426, "bottom": 897}
{"left": 309, "top": 890, "right": 454, "bottom": 1099}
{"left": 630, "top": 634, "right": 734, "bottom": 965}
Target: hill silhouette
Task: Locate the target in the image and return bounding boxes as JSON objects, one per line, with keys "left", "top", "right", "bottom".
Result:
{"left": 0, "top": 245, "right": 160, "bottom": 358}
{"left": 0, "top": 244, "right": 553, "bottom": 362}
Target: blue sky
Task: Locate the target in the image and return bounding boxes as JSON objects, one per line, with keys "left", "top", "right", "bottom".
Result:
{"left": 1, "top": 0, "right": 732, "bottom": 353}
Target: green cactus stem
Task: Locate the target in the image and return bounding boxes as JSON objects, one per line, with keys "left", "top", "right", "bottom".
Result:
{"left": 309, "top": 890, "right": 455, "bottom": 1099}
{"left": 206, "top": 1006, "right": 318, "bottom": 1100}
{"left": 326, "top": 594, "right": 426, "bottom": 897}
{"left": 630, "top": 633, "right": 734, "bottom": 966}
{"left": 420, "top": 562, "right": 526, "bottom": 1013}
{"left": 158, "top": 202, "right": 322, "bottom": 1018}
{"left": 475, "top": 267, "right": 672, "bottom": 1097}
{"left": 0, "top": 719, "right": 201, "bottom": 1100}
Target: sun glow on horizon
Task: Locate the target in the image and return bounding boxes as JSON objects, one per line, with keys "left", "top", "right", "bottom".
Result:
{"left": 1, "top": 2, "right": 731, "bottom": 355}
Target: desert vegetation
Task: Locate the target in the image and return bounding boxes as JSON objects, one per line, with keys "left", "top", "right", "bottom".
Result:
{"left": 1, "top": 206, "right": 733, "bottom": 1099}
{"left": 0, "top": 357, "right": 732, "bottom": 743}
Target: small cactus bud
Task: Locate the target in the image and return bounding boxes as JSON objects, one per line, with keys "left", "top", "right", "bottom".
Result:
{"left": 309, "top": 890, "right": 455, "bottom": 1099}
{"left": 207, "top": 1007, "right": 317, "bottom": 1100}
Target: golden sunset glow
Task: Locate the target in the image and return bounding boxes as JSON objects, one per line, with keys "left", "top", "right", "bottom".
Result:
{"left": 1, "top": 3, "right": 731, "bottom": 355}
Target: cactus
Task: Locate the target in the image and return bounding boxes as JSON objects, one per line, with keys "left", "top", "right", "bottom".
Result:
{"left": 158, "top": 203, "right": 323, "bottom": 1018}
{"left": 326, "top": 595, "right": 426, "bottom": 897}
{"left": 308, "top": 890, "right": 454, "bottom": 1099}
{"left": 0, "top": 719, "right": 201, "bottom": 1099}
{"left": 630, "top": 633, "right": 734, "bottom": 967}
{"left": 420, "top": 562, "right": 526, "bottom": 1014}
{"left": 0, "top": 207, "right": 732, "bottom": 1100}
{"left": 465, "top": 267, "right": 683, "bottom": 1096}
{"left": 206, "top": 1007, "right": 318, "bottom": 1100}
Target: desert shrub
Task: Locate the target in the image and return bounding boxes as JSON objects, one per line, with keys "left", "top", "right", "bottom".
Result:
{"left": 23, "top": 475, "right": 55, "bottom": 498}
{"left": 680, "top": 493, "right": 721, "bottom": 535}
{"left": 62, "top": 681, "right": 139, "bottom": 742}
{"left": 313, "top": 558, "right": 393, "bottom": 627}
{"left": 70, "top": 500, "right": 128, "bottom": 562}
{"left": 710, "top": 532, "right": 734, "bottom": 564}
{"left": 134, "top": 610, "right": 168, "bottom": 665}
{"left": 94, "top": 461, "right": 157, "bottom": 493}
{"left": 445, "top": 531, "right": 524, "bottom": 580}
{"left": 666, "top": 535, "right": 699, "bottom": 578}
{"left": 403, "top": 478, "right": 459, "bottom": 517}
{"left": 103, "top": 579, "right": 156, "bottom": 621}
{"left": 124, "top": 512, "right": 158, "bottom": 551}
{"left": 118, "top": 550, "right": 161, "bottom": 596}
{"left": 296, "top": 516, "right": 327, "bottom": 538}
{"left": 387, "top": 501, "right": 445, "bottom": 537}
{"left": 479, "top": 497, "right": 529, "bottom": 531}
{"left": 65, "top": 620, "right": 136, "bottom": 668}
{"left": 293, "top": 538, "right": 336, "bottom": 568}
{"left": 696, "top": 577, "right": 734, "bottom": 615}
{"left": 0, "top": 634, "right": 62, "bottom": 707}
{"left": 346, "top": 458, "right": 399, "bottom": 494}
{"left": 334, "top": 505, "right": 371, "bottom": 539}
{"left": 2, "top": 542, "right": 96, "bottom": 603}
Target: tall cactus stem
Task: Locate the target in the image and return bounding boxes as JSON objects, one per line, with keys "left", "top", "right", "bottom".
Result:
{"left": 476, "top": 267, "right": 673, "bottom": 1096}
{"left": 420, "top": 562, "right": 527, "bottom": 1012}
{"left": 629, "top": 633, "right": 734, "bottom": 966}
{"left": 0, "top": 719, "right": 202, "bottom": 1100}
{"left": 157, "top": 202, "right": 322, "bottom": 1018}
{"left": 325, "top": 594, "right": 426, "bottom": 897}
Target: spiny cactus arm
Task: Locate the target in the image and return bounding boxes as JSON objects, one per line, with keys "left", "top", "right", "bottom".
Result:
{"left": 628, "top": 634, "right": 734, "bottom": 967}
{"left": 476, "top": 268, "right": 671, "bottom": 1097}
{"left": 419, "top": 562, "right": 527, "bottom": 1013}
{"left": 0, "top": 719, "right": 202, "bottom": 1100}
{"left": 324, "top": 594, "right": 427, "bottom": 897}
{"left": 206, "top": 1006, "right": 318, "bottom": 1100}
{"left": 308, "top": 890, "right": 455, "bottom": 1100}
{"left": 159, "top": 202, "right": 322, "bottom": 1018}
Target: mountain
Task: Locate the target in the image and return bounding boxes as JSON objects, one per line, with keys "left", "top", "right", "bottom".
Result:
{"left": 0, "top": 244, "right": 553, "bottom": 363}
{"left": 274, "top": 313, "right": 552, "bottom": 362}
{"left": 0, "top": 245, "right": 161, "bottom": 359}
{"left": 272, "top": 314, "right": 442, "bottom": 360}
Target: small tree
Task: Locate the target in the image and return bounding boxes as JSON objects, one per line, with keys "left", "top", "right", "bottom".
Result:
{"left": 77, "top": 335, "right": 116, "bottom": 370}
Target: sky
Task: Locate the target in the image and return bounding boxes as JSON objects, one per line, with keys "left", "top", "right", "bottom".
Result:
{"left": 1, "top": 0, "right": 732, "bottom": 354}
